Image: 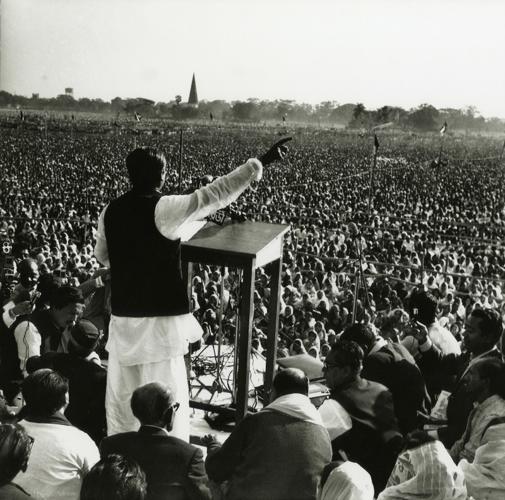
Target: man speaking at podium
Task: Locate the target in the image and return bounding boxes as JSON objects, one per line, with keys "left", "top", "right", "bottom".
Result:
{"left": 94, "top": 138, "right": 290, "bottom": 440}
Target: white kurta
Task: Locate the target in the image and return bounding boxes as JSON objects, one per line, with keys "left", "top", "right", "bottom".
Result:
{"left": 95, "top": 159, "right": 262, "bottom": 439}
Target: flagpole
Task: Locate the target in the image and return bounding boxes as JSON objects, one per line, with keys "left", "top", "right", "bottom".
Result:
{"left": 178, "top": 129, "right": 184, "bottom": 194}
{"left": 437, "top": 121, "right": 447, "bottom": 165}
{"left": 367, "top": 134, "right": 379, "bottom": 217}
{"left": 437, "top": 137, "right": 444, "bottom": 165}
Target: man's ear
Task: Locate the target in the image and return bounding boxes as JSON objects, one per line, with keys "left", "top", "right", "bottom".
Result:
{"left": 162, "top": 406, "right": 174, "bottom": 428}
{"left": 63, "top": 391, "right": 70, "bottom": 411}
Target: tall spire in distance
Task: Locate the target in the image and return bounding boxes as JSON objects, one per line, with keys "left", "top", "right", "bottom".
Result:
{"left": 188, "top": 73, "right": 198, "bottom": 106}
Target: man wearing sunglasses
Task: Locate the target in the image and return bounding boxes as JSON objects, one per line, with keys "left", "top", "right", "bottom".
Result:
{"left": 100, "top": 382, "right": 211, "bottom": 500}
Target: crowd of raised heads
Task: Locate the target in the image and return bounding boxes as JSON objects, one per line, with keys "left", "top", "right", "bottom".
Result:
{"left": 2, "top": 117, "right": 505, "bottom": 350}
{"left": 1, "top": 113, "right": 505, "bottom": 499}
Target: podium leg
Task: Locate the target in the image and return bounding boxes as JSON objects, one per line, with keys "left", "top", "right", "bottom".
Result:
{"left": 236, "top": 260, "right": 255, "bottom": 421}
{"left": 264, "top": 256, "right": 282, "bottom": 397}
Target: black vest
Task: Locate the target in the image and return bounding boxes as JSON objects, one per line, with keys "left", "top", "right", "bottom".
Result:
{"left": 104, "top": 191, "right": 189, "bottom": 317}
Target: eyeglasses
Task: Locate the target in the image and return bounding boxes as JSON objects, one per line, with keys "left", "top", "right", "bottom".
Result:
{"left": 171, "top": 402, "right": 180, "bottom": 413}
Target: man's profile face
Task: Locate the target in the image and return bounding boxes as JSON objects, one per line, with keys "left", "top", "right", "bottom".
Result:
{"left": 463, "top": 314, "right": 487, "bottom": 353}
{"left": 54, "top": 302, "right": 84, "bottom": 329}
{"left": 323, "top": 351, "right": 352, "bottom": 390}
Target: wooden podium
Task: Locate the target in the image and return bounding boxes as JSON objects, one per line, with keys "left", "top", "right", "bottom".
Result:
{"left": 182, "top": 221, "right": 289, "bottom": 421}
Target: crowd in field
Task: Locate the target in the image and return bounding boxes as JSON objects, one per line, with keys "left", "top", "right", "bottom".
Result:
{"left": 1, "top": 116, "right": 505, "bottom": 499}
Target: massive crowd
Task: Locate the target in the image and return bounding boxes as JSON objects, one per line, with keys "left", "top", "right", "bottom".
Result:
{"left": 1, "top": 114, "right": 505, "bottom": 499}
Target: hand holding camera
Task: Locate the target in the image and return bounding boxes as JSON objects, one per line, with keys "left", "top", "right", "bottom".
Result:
{"left": 404, "top": 319, "right": 429, "bottom": 344}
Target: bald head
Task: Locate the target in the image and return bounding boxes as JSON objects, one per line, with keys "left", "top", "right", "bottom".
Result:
{"left": 131, "top": 382, "right": 174, "bottom": 426}
{"left": 272, "top": 368, "right": 309, "bottom": 400}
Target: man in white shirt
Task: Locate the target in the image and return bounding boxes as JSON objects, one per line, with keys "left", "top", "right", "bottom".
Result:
{"left": 17, "top": 369, "right": 100, "bottom": 500}
{"left": 94, "top": 139, "right": 291, "bottom": 439}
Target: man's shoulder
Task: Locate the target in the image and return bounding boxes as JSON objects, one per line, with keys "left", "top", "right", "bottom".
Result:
{"left": 367, "top": 348, "right": 394, "bottom": 364}
{"left": 22, "top": 419, "right": 97, "bottom": 445}
{"left": 42, "top": 352, "right": 106, "bottom": 376}
{"left": 362, "top": 378, "right": 390, "bottom": 395}
{"left": 102, "top": 431, "right": 139, "bottom": 447}
{"left": 250, "top": 409, "right": 327, "bottom": 435}
{"left": 103, "top": 430, "right": 200, "bottom": 457}
{"left": 486, "top": 349, "right": 503, "bottom": 360}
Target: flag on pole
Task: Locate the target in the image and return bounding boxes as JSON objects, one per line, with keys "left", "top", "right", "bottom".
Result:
{"left": 440, "top": 121, "right": 447, "bottom": 136}
{"left": 374, "top": 134, "right": 380, "bottom": 152}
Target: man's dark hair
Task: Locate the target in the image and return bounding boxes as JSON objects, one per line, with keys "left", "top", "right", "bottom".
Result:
{"left": 49, "top": 285, "right": 84, "bottom": 310}
{"left": 471, "top": 308, "right": 503, "bottom": 345}
{"left": 130, "top": 382, "right": 173, "bottom": 426}
{"left": 22, "top": 369, "right": 68, "bottom": 417}
{"left": 474, "top": 358, "right": 505, "bottom": 398}
{"left": 0, "top": 424, "right": 33, "bottom": 485}
{"left": 80, "top": 454, "right": 147, "bottom": 500}
{"left": 330, "top": 340, "right": 364, "bottom": 373}
{"left": 408, "top": 289, "right": 437, "bottom": 326}
{"left": 126, "top": 148, "right": 166, "bottom": 193}
{"left": 273, "top": 368, "right": 309, "bottom": 397}
{"left": 341, "top": 323, "right": 376, "bottom": 353}
{"left": 37, "top": 274, "right": 60, "bottom": 306}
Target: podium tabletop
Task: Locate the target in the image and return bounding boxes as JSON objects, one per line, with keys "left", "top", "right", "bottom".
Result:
{"left": 182, "top": 221, "right": 289, "bottom": 268}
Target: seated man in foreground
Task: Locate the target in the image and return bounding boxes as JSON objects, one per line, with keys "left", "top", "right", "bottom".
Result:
{"left": 100, "top": 382, "right": 211, "bottom": 500}
{"left": 323, "top": 340, "right": 402, "bottom": 493}
{"left": 16, "top": 369, "right": 100, "bottom": 500}
{"left": 204, "top": 367, "right": 332, "bottom": 500}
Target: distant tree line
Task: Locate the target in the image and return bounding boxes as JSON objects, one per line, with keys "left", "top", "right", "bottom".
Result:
{"left": 0, "top": 90, "right": 502, "bottom": 132}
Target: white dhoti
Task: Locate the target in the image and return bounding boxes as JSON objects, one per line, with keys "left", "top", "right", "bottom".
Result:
{"left": 105, "top": 313, "right": 202, "bottom": 442}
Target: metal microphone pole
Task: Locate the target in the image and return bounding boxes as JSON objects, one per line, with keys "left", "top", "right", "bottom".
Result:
{"left": 367, "top": 134, "right": 379, "bottom": 217}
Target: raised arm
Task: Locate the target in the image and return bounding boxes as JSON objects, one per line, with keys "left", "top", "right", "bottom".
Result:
{"left": 155, "top": 137, "right": 292, "bottom": 240}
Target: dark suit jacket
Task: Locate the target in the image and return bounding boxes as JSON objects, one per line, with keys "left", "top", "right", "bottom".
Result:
{"left": 100, "top": 426, "right": 211, "bottom": 500}
{"left": 205, "top": 410, "right": 332, "bottom": 500}
{"left": 362, "top": 342, "right": 430, "bottom": 433}
{"left": 331, "top": 379, "right": 402, "bottom": 493}
{"left": 418, "top": 345, "right": 502, "bottom": 447}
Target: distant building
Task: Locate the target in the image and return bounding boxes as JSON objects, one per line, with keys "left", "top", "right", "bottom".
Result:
{"left": 188, "top": 73, "right": 198, "bottom": 106}
{"left": 65, "top": 87, "right": 74, "bottom": 97}
{"left": 32, "top": 93, "right": 39, "bottom": 99}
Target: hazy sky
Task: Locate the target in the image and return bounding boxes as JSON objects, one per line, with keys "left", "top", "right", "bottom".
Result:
{"left": 2, "top": 0, "right": 504, "bottom": 117}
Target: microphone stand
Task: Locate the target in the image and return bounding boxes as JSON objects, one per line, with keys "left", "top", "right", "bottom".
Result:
{"left": 351, "top": 228, "right": 370, "bottom": 324}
